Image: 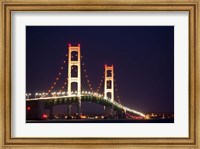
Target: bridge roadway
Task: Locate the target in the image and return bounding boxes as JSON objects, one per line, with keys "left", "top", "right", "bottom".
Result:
{"left": 26, "top": 92, "right": 145, "bottom": 117}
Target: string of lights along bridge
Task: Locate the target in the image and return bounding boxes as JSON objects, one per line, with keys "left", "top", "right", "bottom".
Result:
{"left": 26, "top": 44, "right": 145, "bottom": 119}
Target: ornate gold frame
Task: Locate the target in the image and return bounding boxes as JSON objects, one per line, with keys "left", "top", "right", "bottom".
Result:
{"left": 0, "top": 0, "right": 199, "bottom": 148}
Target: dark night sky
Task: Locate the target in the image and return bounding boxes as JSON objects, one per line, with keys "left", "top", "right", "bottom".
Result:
{"left": 26, "top": 26, "right": 174, "bottom": 114}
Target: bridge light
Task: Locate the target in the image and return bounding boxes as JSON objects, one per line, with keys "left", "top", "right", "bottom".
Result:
{"left": 27, "top": 106, "right": 31, "bottom": 110}
{"left": 68, "top": 43, "right": 71, "bottom": 47}
{"left": 39, "top": 93, "right": 41, "bottom": 95}
{"left": 62, "top": 92, "right": 65, "bottom": 95}
{"left": 35, "top": 93, "right": 38, "bottom": 95}
{"left": 42, "top": 93, "right": 45, "bottom": 95}
{"left": 78, "top": 43, "right": 80, "bottom": 46}
{"left": 42, "top": 114, "right": 48, "bottom": 119}
{"left": 26, "top": 94, "right": 27, "bottom": 96}
{"left": 29, "top": 93, "right": 31, "bottom": 96}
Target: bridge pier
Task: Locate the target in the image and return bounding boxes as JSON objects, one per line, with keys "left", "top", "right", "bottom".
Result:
{"left": 110, "top": 105, "right": 114, "bottom": 119}
{"left": 67, "top": 104, "right": 72, "bottom": 119}
{"left": 104, "top": 106, "right": 114, "bottom": 119}
{"left": 38, "top": 100, "right": 45, "bottom": 120}
{"left": 121, "top": 110, "right": 126, "bottom": 119}
{"left": 116, "top": 110, "right": 126, "bottom": 119}
{"left": 77, "top": 98, "right": 81, "bottom": 118}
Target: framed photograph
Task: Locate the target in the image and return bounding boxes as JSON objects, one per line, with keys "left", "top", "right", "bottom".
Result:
{"left": 0, "top": 0, "right": 199, "bottom": 148}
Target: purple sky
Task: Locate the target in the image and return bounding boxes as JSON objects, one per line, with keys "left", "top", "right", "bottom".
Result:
{"left": 26, "top": 26, "right": 174, "bottom": 114}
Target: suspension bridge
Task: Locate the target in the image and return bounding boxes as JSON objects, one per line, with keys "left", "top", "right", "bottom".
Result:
{"left": 26, "top": 44, "right": 145, "bottom": 120}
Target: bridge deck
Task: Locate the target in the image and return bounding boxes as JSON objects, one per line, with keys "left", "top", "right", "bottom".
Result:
{"left": 26, "top": 93, "right": 145, "bottom": 117}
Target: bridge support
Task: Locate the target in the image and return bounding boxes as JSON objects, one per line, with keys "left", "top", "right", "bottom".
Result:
{"left": 104, "top": 106, "right": 114, "bottom": 119}
{"left": 77, "top": 97, "right": 81, "bottom": 118}
{"left": 104, "top": 65, "right": 114, "bottom": 118}
{"left": 38, "top": 100, "right": 45, "bottom": 120}
{"left": 116, "top": 110, "right": 126, "bottom": 119}
{"left": 104, "top": 65, "right": 114, "bottom": 102}
{"left": 67, "top": 44, "right": 81, "bottom": 96}
{"left": 67, "top": 44, "right": 82, "bottom": 117}
{"left": 67, "top": 104, "right": 72, "bottom": 119}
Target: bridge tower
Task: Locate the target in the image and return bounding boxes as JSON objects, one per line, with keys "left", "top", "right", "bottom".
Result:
{"left": 67, "top": 44, "right": 81, "bottom": 117}
{"left": 104, "top": 65, "right": 114, "bottom": 102}
{"left": 67, "top": 44, "right": 81, "bottom": 96}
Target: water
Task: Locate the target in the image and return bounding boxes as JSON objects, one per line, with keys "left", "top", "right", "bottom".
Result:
{"left": 26, "top": 119, "right": 174, "bottom": 123}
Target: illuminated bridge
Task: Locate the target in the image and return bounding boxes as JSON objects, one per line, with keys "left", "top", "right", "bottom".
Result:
{"left": 26, "top": 44, "right": 145, "bottom": 120}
